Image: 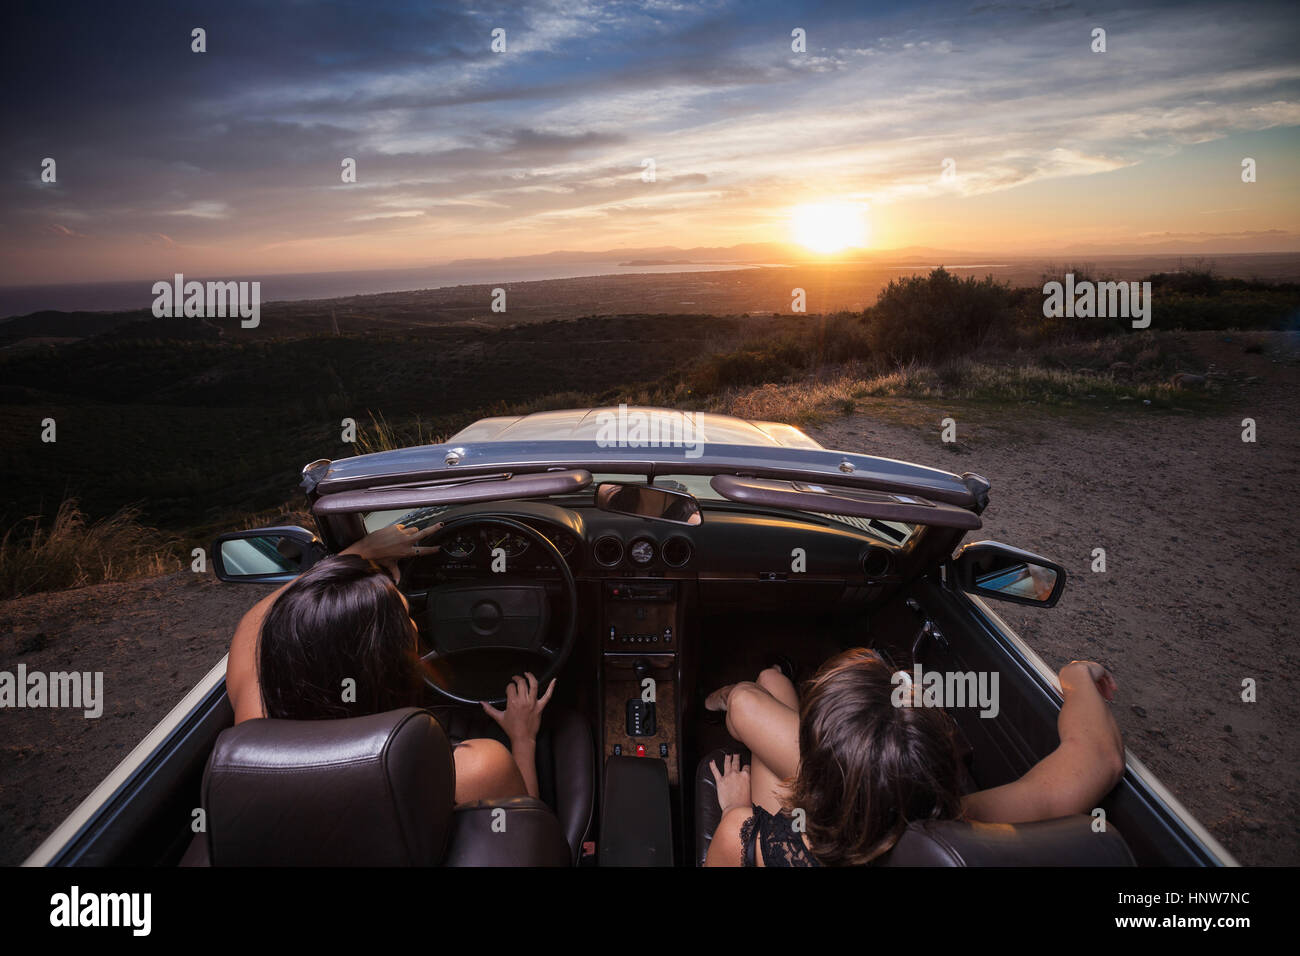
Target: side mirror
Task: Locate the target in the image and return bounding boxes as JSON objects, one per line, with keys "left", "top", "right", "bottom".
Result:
{"left": 211, "top": 526, "right": 327, "bottom": 583}
{"left": 952, "top": 541, "right": 1065, "bottom": 607}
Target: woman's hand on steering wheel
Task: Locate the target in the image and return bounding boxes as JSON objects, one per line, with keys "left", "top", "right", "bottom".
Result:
{"left": 341, "top": 521, "right": 444, "bottom": 583}
{"left": 481, "top": 672, "right": 556, "bottom": 745}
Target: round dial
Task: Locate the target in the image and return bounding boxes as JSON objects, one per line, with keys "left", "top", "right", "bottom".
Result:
{"left": 629, "top": 539, "right": 655, "bottom": 565}
{"left": 485, "top": 529, "right": 530, "bottom": 557}
{"left": 444, "top": 532, "right": 477, "bottom": 559}
{"left": 550, "top": 531, "right": 578, "bottom": 556}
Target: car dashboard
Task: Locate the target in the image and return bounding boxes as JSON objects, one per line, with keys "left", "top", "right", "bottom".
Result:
{"left": 396, "top": 497, "right": 911, "bottom": 606}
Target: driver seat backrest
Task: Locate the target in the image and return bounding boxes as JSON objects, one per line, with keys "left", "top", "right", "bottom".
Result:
{"left": 194, "top": 707, "right": 570, "bottom": 866}
{"left": 426, "top": 703, "right": 594, "bottom": 864}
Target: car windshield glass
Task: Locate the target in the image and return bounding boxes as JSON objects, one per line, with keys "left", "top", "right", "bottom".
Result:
{"left": 361, "top": 472, "right": 915, "bottom": 544}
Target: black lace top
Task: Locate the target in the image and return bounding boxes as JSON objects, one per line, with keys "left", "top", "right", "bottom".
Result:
{"left": 739, "top": 805, "right": 822, "bottom": 867}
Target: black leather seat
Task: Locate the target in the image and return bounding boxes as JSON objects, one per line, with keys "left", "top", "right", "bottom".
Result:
{"left": 181, "top": 706, "right": 593, "bottom": 866}
{"left": 693, "top": 748, "right": 1135, "bottom": 867}
{"left": 426, "top": 703, "right": 594, "bottom": 863}
{"left": 881, "top": 814, "right": 1135, "bottom": 866}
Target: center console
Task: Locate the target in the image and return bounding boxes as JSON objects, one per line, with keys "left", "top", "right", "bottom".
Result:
{"left": 597, "top": 579, "right": 682, "bottom": 865}
{"left": 600, "top": 580, "right": 681, "bottom": 785}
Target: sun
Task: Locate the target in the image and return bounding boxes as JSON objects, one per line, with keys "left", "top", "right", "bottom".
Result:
{"left": 790, "top": 202, "right": 869, "bottom": 254}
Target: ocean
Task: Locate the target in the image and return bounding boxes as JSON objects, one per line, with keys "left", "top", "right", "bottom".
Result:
{"left": 0, "top": 262, "right": 768, "bottom": 319}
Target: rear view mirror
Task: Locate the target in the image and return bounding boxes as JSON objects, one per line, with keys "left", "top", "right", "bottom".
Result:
{"left": 595, "top": 482, "right": 702, "bottom": 526}
{"left": 953, "top": 541, "right": 1065, "bottom": 607}
{"left": 212, "top": 526, "right": 326, "bottom": 583}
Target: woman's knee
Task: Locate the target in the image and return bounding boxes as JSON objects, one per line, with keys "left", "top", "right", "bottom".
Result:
{"left": 454, "top": 737, "right": 523, "bottom": 802}
{"left": 756, "top": 666, "right": 796, "bottom": 703}
{"left": 724, "top": 682, "right": 765, "bottom": 740}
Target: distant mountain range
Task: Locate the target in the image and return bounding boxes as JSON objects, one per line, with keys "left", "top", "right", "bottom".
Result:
{"left": 444, "top": 241, "right": 990, "bottom": 268}
{"left": 2, "top": 240, "right": 1297, "bottom": 322}
{"left": 444, "top": 234, "right": 1300, "bottom": 271}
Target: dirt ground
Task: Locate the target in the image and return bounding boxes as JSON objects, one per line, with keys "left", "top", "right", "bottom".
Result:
{"left": 1, "top": 332, "right": 1296, "bottom": 866}
{"left": 808, "top": 331, "right": 1300, "bottom": 867}
{"left": 0, "top": 574, "right": 276, "bottom": 865}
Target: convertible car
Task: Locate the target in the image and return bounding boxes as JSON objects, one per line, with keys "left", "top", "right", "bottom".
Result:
{"left": 24, "top": 407, "right": 1236, "bottom": 867}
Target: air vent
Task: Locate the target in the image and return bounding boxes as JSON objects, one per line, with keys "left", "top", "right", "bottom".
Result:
{"left": 593, "top": 535, "right": 624, "bottom": 568}
{"left": 662, "top": 535, "right": 694, "bottom": 568}
{"left": 862, "top": 547, "right": 893, "bottom": 578}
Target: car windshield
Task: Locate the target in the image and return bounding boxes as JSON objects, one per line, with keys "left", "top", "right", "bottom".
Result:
{"left": 361, "top": 472, "right": 915, "bottom": 545}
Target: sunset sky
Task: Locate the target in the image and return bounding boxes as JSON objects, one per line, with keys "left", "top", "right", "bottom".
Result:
{"left": 3, "top": 0, "right": 1298, "bottom": 285}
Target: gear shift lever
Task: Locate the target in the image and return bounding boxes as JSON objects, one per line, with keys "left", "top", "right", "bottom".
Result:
{"left": 626, "top": 659, "right": 656, "bottom": 736}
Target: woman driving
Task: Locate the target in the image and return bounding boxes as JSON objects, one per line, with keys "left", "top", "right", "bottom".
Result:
{"left": 225, "top": 521, "right": 554, "bottom": 804}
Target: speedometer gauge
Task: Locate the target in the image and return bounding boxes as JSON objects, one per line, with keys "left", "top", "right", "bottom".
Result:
{"left": 485, "top": 530, "right": 530, "bottom": 557}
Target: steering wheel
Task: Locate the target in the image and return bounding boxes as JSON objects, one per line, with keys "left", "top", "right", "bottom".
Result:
{"left": 407, "top": 515, "right": 578, "bottom": 706}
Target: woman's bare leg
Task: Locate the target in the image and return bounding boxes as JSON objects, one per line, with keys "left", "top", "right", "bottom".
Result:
{"left": 710, "top": 666, "right": 800, "bottom": 815}
{"left": 756, "top": 666, "right": 798, "bottom": 709}
{"left": 452, "top": 738, "right": 527, "bottom": 804}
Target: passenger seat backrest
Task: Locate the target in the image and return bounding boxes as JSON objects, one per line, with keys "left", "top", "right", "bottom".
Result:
{"left": 881, "top": 816, "right": 1136, "bottom": 866}
{"left": 693, "top": 750, "right": 1136, "bottom": 866}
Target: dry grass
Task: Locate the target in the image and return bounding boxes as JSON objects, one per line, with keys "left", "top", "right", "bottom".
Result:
{"left": 0, "top": 498, "right": 178, "bottom": 599}
{"left": 351, "top": 410, "right": 446, "bottom": 456}
{"left": 701, "top": 356, "right": 1199, "bottom": 426}
{"left": 713, "top": 373, "right": 864, "bottom": 425}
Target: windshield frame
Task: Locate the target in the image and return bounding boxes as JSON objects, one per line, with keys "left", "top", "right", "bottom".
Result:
{"left": 361, "top": 473, "right": 917, "bottom": 546}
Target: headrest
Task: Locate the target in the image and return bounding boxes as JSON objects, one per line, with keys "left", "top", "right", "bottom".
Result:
{"left": 882, "top": 815, "right": 1135, "bottom": 866}
{"left": 203, "top": 707, "right": 455, "bottom": 866}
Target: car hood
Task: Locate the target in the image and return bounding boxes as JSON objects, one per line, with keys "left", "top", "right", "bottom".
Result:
{"left": 303, "top": 406, "right": 991, "bottom": 514}
{"left": 446, "top": 407, "right": 824, "bottom": 449}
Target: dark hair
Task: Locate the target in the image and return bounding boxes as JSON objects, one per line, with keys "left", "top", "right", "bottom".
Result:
{"left": 257, "top": 554, "right": 424, "bottom": 720}
{"left": 788, "top": 648, "right": 963, "bottom": 866}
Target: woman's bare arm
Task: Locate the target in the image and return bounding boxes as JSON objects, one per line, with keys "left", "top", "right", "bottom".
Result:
{"left": 705, "top": 807, "right": 755, "bottom": 867}
{"left": 481, "top": 673, "right": 555, "bottom": 798}
{"left": 226, "top": 581, "right": 292, "bottom": 724}
{"left": 226, "top": 520, "right": 443, "bottom": 724}
{"left": 962, "top": 661, "right": 1125, "bottom": 824}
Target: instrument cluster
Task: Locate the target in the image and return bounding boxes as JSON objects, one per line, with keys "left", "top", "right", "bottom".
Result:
{"left": 432, "top": 523, "right": 579, "bottom": 569}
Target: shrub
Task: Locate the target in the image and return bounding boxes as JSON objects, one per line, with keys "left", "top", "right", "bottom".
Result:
{"left": 686, "top": 340, "right": 809, "bottom": 395}
{"left": 864, "top": 268, "right": 1015, "bottom": 362}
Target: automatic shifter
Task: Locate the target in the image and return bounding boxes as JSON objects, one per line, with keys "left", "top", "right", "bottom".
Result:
{"left": 625, "top": 658, "right": 657, "bottom": 736}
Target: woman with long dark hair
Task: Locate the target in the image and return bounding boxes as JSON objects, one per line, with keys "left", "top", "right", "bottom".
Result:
{"left": 704, "top": 648, "right": 1124, "bottom": 866}
{"left": 226, "top": 521, "right": 553, "bottom": 803}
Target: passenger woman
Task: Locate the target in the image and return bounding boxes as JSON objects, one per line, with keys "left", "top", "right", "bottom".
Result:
{"left": 704, "top": 648, "right": 1124, "bottom": 866}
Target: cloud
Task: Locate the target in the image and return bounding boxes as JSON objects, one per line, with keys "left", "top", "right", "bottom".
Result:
{"left": 47, "top": 224, "right": 89, "bottom": 239}
{"left": 164, "top": 201, "right": 231, "bottom": 219}
{"left": 2, "top": 0, "right": 1298, "bottom": 283}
